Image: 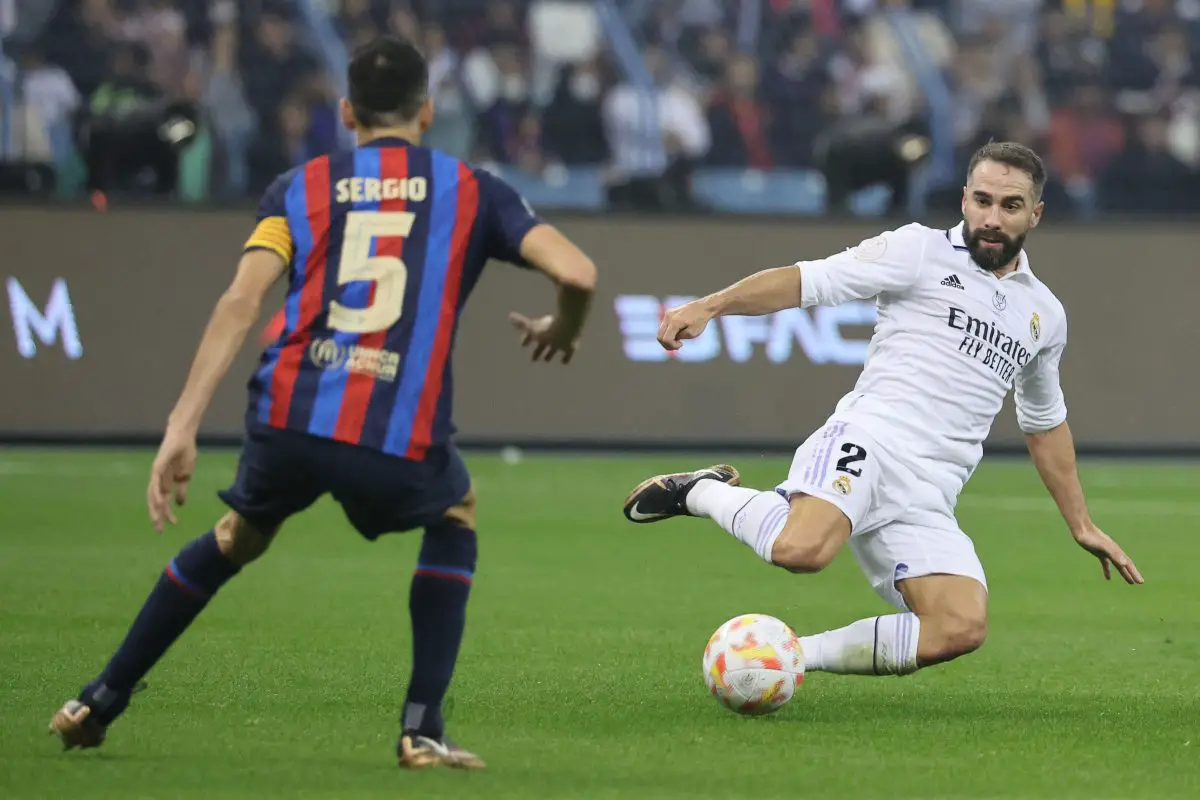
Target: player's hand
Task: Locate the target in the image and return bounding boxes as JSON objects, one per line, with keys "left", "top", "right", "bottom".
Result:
{"left": 658, "top": 300, "right": 715, "bottom": 351}
{"left": 147, "top": 426, "right": 198, "bottom": 533}
{"left": 1072, "top": 523, "right": 1143, "bottom": 584}
{"left": 509, "top": 312, "right": 579, "bottom": 364}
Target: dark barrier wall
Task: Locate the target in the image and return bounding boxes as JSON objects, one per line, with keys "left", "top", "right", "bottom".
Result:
{"left": 3, "top": 209, "right": 1198, "bottom": 448}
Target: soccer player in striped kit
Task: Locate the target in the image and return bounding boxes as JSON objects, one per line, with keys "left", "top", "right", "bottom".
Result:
{"left": 49, "top": 36, "right": 596, "bottom": 769}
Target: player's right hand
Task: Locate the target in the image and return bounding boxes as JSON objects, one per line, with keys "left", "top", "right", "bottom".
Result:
{"left": 658, "top": 301, "right": 715, "bottom": 351}
{"left": 147, "top": 427, "right": 198, "bottom": 533}
{"left": 509, "top": 312, "right": 580, "bottom": 364}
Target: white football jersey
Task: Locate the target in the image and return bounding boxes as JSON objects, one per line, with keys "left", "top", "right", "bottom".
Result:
{"left": 796, "top": 221, "right": 1067, "bottom": 505}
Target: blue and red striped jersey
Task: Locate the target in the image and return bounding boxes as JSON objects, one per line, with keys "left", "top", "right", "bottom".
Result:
{"left": 242, "top": 138, "right": 541, "bottom": 459}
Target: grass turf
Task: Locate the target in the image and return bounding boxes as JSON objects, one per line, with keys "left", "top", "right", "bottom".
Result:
{"left": 0, "top": 449, "right": 1197, "bottom": 799}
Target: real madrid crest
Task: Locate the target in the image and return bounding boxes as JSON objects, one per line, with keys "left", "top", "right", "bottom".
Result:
{"left": 1030, "top": 312, "right": 1041, "bottom": 342}
{"left": 992, "top": 291, "right": 1007, "bottom": 311}
{"left": 832, "top": 476, "right": 852, "bottom": 496}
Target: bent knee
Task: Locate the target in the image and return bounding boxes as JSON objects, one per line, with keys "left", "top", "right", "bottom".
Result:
{"left": 926, "top": 612, "right": 988, "bottom": 659}
{"left": 768, "top": 498, "right": 850, "bottom": 573}
{"left": 215, "top": 512, "right": 274, "bottom": 566}
{"left": 770, "top": 529, "right": 843, "bottom": 574}
{"left": 442, "top": 485, "right": 477, "bottom": 529}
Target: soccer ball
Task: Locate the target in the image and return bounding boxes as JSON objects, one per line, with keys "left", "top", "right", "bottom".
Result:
{"left": 702, "top": 613, "right": 805, "bottom": 716}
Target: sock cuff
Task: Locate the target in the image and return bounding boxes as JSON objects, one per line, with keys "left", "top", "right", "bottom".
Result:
{"left": 416, "top": 525, "right": 477, "bottom": 583}
{"left": 731, "top": 492, "right": 790, "bottom": 563}
{"left": 875, "top": 612, "right": 921, "bottom": 676}
{"left": 168, "top": 530, "right": 240, "bottom": 598}
{"left": 413, "top": 565, "right": 474, "bottom": 584}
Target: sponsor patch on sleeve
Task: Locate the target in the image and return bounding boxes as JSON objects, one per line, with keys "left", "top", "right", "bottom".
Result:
{"left": 853, "top": 235, "right": 888, "bottom": 262}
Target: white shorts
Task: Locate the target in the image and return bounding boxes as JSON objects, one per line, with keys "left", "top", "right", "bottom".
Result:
{"left": 775, "top": 419, "right": 987, "bottom": 611}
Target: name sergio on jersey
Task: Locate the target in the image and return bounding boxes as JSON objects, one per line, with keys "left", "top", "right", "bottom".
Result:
{"left": 335, "top": 176, "right": 428, "bottom": 204}
{"left": 947, "top": 306, "right": 1031, "bottom": 384}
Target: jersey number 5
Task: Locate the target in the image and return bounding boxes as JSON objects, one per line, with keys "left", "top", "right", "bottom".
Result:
{"left": 328, "top": 210, "right": 415, "bottom": 334}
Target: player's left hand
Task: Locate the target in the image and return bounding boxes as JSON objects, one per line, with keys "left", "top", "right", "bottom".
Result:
{"left": 1072, "top": 523, "right": 1144, "bottom": 584}
{"left": 509, "top": 312, "right": 579, "bottom": 363}
{"left": 147, "top": 427, "right": 198, "bottom": 533}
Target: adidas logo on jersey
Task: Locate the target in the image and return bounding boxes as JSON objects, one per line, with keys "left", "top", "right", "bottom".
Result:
{"left": 940, "top": 274, "right": 964, "bottom": 290}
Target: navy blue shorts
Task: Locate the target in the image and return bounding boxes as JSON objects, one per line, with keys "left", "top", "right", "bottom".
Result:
{"left": 217, "top": 424, "right": 472, "bottom": 540}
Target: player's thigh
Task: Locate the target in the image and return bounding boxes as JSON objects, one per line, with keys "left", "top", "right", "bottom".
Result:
{"left": 849, "top": 516, "right": 988, "bottom": 614}
{"left": 332, "top": 444, "right": 474, "bottom": 539}
{"left": 217, "top": 426, "right": 325, "bottom": 539}
{"left": 897, "top": 573, "right": 988, "bottom": 620}
{"left": 775, "top": 420, "right": 889, "bottom": 534}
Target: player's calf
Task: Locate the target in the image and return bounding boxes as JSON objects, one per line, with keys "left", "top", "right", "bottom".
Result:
{"left": 682, "top": 477, "right": 851, "bottom": 573}
{"left": 51, "top": 521, "right": 259, "bottom": 749}
{"left": 898, "top": 574, "right": 989, "bottom": 666}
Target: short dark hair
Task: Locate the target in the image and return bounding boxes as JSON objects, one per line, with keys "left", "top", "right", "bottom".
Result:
{"left": 966, "top": 141, "right": 1047, "bottom": 200}
{"left": 347, "top": 35, "right": 428, "bottom": 128}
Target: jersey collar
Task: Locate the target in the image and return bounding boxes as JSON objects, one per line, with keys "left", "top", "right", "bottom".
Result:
{"left": 947, "top": 222, "right": 1034, "bottom": 282}
{"left": 359, "top": 136, "right": 415, "bottom": 148}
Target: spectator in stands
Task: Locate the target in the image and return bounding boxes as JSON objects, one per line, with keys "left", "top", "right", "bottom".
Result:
{"left": 1047, "top": 80, "right": 1125, "bottom": 212}
{"left": 81, "top": 43, "right": 179, "bottom": 194}
{"left": 1100, "top": 112, "right": 1199, "bottom": 213}
{"left": 240, "top": 7, "right": 320, "bottom": 142}
{"left": 15, "top": 43, "right": 81, "bottom": 167}
{"left": 815, "top": 69, "right": 930, "bottom": 215}
{"left": 198, "top": 12, "right": 255, "bottom": 196}
{"left": 688, "top": 25, "right": 734, "bottom": 88}
{"left": 706, "top": 53, "right": 774, "bottom": 169}
{"left": 602, "top": 43, "right": 710, "bottom": 211}
{"left": 541, "top": 58, "right": 609, "bottom": 165}
{"left": 46, "top": 0, "right": 122, "bottom": 100}
{"left": 335, "top": 0, "right": 375, "bottom": 39}
{"left": 0, "top": 58, "right": 53, "bottom": 194}
{"left": 423, "top": 23, "right": 475, "bottom": 161}
{"left": 118, "top": 0, "right": 189, "bottom": 96}
{"left": 4, "top": 0, "right": 1200, "bottom": 216}
{"left": 1036, "top": 7, "right": 1101, "bottom": 107}
{"left": 764, "top": 26, "right": 830, "bottom": 168}
{"left": 241, "top": 7, "right": 322, "bottom": 192}
{"left": 857, "top": 0, "right": 954, "bottom": 124}
{"left": 248, "top": 92, "right": 311, "bottom": 188}
{"left": 462, "top": 36, "right": 533, "bottom": 164}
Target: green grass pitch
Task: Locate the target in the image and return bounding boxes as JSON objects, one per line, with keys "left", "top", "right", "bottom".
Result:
{"left": 1, "top": 449, "right": 1197, "bottom": 799}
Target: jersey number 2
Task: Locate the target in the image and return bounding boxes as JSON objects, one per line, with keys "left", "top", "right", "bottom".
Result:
{"left": 328, "top": 210, "right": 415, "bottom": 334}
{"left": 835, "top": 443, "right": 868, "bottom": 477}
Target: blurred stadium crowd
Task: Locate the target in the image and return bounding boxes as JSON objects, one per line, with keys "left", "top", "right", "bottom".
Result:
{"left": 2, "top": 0, "right": 1199, "bottom": 216}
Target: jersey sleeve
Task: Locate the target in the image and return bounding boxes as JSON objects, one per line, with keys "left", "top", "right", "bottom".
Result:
{"left": 474, "top": 168, "right": 542, "bottom": 268}
{"left": 797, "top": 224, "right": 927, "bottom": 308}
{"left": 243, "top": 170, "right": 297, "bottom": 264}
{"left": 1014, "top": 313, "right": 1069, "bottom": 433}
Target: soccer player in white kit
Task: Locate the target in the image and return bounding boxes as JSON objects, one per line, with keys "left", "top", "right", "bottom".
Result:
{"left": 621, "top": 142, "right": 1144, "bottom": 677}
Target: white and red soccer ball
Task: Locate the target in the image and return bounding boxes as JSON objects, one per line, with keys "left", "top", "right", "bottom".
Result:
{"left": 702, "top": 613, "right": 806, "bottom": 716}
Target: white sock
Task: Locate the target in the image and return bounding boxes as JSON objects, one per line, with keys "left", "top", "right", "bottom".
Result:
{"left": 799, "top": 613, "right": 921, "bottom": 676}
{"left": 686, "top": 480, "right": 789, "bottom": 564}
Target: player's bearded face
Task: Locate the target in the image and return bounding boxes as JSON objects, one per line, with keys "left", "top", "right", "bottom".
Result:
{"left": 964, "top": 223, "right": 1027, "bottom": 273}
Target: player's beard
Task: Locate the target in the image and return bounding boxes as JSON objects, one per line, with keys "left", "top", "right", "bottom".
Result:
{"left": 964, "top": 224, "right": 1026, "bottom": 273}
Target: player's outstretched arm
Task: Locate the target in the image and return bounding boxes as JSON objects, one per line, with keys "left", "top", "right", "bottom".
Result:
{"left": 509, "top": 224, "right": 597, "bottom": 363}
{"left": 1024, "top": 422, "right": 1144, "bottom": 585}
{"left": 147, "top": 250, "right": 286, "bottom": 532}
{"left": 657, "top": 227, "right": 925, "bottom": 351}
{"left": 657, "top": 266, "right": 800, "bottom": 351}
